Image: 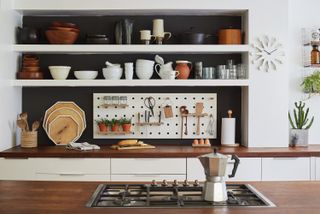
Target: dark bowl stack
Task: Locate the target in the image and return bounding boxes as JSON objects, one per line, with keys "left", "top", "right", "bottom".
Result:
{"left": 17, "top": 55, "right": 43, "bottom": 79}
{"left": 45, "top": 21, "right": 80, "bottom": 44}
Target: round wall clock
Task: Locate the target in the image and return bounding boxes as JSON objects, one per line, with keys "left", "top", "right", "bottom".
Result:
{"left": 250, "top": 36, "right": 285, "bottom": 72}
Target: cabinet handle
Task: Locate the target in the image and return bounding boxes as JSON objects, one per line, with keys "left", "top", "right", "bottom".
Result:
{"left": 59, "top": 172, "right": 85, "bottom": 176}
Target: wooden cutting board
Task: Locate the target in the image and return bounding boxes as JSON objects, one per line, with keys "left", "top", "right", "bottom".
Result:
{"left": 48, "top": 115, "right": 80, "bottom": 145}
{"left": 45, "top": 107, "right": 84, "bottom": 133}
{"left": 43, "top": 102, "right": 86, "bottom": 131}
{"left": 110, "top": 144, "right": 156, "bottom": 150}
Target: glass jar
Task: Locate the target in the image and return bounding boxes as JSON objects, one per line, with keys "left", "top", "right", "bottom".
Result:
{"left": 311, "top": 45, "right": 320, "bottom": 64}
{"left": 120, "top": 96, "right": 127, "bottom": 105}
{"left": 103, "top": 96, "right": 112, "bottom": 105}
{"left": 112, "top": 96, "right": 119, "bottom": 105}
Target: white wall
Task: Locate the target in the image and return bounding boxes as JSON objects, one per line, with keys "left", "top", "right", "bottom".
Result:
{"left": 289, "top": 0, "right": 320, "bottom": 144}
{"left": 0, "top": 0, "right": 21, "bottom": 151}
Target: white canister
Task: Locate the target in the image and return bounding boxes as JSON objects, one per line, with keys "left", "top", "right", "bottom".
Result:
{"left": 221, "top": 110, "right": 236, "bottom": 146}
{"left": 124, "top": 62, "right": 134, "bottom": 80}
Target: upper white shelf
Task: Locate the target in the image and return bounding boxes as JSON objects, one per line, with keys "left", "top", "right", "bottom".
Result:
{"left": 13, "top": 45, "right": 249, "bottom": 54}
{"left": 10, "top": 79, "right": 250, "bottom": 87}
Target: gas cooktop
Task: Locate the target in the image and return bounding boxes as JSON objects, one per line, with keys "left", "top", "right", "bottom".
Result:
{"left": 86, "top": 181, "right": 275, "bottom": 208}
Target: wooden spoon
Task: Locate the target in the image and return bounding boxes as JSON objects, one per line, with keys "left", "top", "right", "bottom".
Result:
{"left": 17, "top": 119, "right": 27, "bottom": 132}
{"left": 19, "top": 112, "right": 29, "bottom": 131}
{"left": 32, "top": 121, "right": 40, "bottom": 131}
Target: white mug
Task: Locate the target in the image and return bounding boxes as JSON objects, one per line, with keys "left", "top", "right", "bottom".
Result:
{"left": 140, "top": 30, "right": 155, "bottom": 41}
{"left": 152, "top": 19, "right": 171, "bottom": 39}
{"left": 164, "top": 70, "right": 179, "bottom": 80}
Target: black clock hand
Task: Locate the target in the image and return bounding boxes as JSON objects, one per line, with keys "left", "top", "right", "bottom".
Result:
{"left": 263, "top": 50, "right": 271, "bottom": 55}
{"left": 269, "top": 49, "right": 278, "bottom": 54}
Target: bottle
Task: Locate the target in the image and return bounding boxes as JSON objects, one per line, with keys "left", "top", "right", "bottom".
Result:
{"left": 311, "top": 45, "right": 320, "bottom": 64}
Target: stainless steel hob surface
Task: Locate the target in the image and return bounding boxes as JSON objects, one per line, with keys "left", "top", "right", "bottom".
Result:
{"left": 86, "top": 180, "right": 275, "bottom": 208}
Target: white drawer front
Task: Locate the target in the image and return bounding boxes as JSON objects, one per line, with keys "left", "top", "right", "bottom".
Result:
{"left": 0, "top": 158, "right": 35, "bottom": 180}
{"left": 262, "top": 157, "right": 310, "bottom": 181}
{"left": 30, "top": 158, "right": 110, "bottom": 174}
{"left": 226, "top": 158, "right": 261, "bottom": 181}
{"left": 111, "top": 174, "right": 186, "bottom": 181}
{"left": 315, "top": 158, "right": 320, "bottom": 180}
{"left": 111, "top": 158, "right": 186, "bottom": 174}
{"left": 35, "top": 173, "right": 110, "bottom": 181}
{"left": 186, "top": 158, "right": 205, "bottom": 181}
{"left": 187, "top": 157, "right": 261, "bottom": 182}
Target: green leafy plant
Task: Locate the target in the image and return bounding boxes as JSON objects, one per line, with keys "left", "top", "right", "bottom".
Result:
{"left": 110, "top": 118, "right": 119, "bottom": 126}
{"left": 288, "top": 101, "right": 314, "bottom": 129}
{"left": 301, "top": 71, "right": 320, "bottom": 93}
{"left": 119, "top": 117, "right": 132, "bottom": 125}
{"left": 95, "top": 118, "right": 108, "bottom": 125}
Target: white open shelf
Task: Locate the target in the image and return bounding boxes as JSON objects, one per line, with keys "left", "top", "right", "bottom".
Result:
{"left": 10, "top": 79, "right": 250, "bottom": 87}
{"left": 13, "top": 45, "right": 249, "bottom": 54}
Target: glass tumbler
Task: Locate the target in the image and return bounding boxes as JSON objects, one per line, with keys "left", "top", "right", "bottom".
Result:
{"left": 229, "top": 65, "right": 237, "bottom": 79}
{"left": 202, "top": 67, "right": 213, "bottom": 79}
{"left": 236, "top": 64, "right": 246, "bottom": 79}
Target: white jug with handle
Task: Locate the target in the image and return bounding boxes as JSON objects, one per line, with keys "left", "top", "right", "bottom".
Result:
{"left": 155, "top": 62, "right": 178, "bottom": 79}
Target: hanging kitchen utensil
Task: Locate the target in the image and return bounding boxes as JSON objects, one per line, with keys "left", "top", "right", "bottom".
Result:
{"left": 206, "top": 114, "right": 215, "bottom": 135}
{"left": 195, "top": 102, "right": 204, "bottom": 135}
{"left": 144, "top": 96, "right": 156, "bottom": 117}
{"left": 184, "top": 109, "right": 189, "bottom": 135}
{"left": 161, "top": 97, "right": 173, "bottom": 118}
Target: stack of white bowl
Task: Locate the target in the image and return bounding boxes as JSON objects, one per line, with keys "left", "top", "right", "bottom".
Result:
{"left": 135, "top": 59, "right": 155, "bottom": 79}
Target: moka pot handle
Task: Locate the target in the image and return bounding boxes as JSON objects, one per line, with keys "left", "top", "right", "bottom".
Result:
{"left": 228, "top": 154, "right": 240, "bottom": 178}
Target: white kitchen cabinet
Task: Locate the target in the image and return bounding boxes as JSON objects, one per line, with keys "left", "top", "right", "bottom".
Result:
{"left": 31, "top": 158, "right": 111, "bottom": 181}
{"left": 111, "top": 174, "right": 186, "bottom": 181}
{"left": 314, "top": 157, "right": 320, "bottom": 180}
{"left": 261, "top": 157, "right": 310, "bottom": 181}
{"left": 0, "top": 158, "right": 35, "bottom": 180}
{"left": 111, "top": 158, "right": 186, "bottom": 174}
{"left": 187, "top": 157, "right": 262, "bottom": 181}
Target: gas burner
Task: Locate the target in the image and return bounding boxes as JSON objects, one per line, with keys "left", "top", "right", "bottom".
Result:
{"left": 86, "top": 183, "right": 275, "bottom": 208}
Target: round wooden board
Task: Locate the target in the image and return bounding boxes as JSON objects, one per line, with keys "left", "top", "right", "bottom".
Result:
{"left": 48, "top": 115, "right": 80, "bottom": 145}
{"left": 43, "top": 102, "right": 86, "bottom": 131}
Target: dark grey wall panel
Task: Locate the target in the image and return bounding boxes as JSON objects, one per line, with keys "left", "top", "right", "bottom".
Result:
{"left": 22, "top": 87, "right": 242, "bottom": 146}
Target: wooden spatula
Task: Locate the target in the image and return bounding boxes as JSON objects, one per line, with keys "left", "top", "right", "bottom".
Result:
{"left": 195, "top": 102, "right": 204, "bottom": 135}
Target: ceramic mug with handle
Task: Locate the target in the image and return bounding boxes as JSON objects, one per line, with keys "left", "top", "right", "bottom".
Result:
{"left": 163, "top": 70, "right": 180, "bottom": 80}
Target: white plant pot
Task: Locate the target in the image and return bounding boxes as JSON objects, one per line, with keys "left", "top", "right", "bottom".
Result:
{"left": 289, "top": 129, "right": 309, "bottom": 147}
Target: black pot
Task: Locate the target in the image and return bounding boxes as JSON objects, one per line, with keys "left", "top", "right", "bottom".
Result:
{"left": 179, "top": 32, "right": 212, "bottom": 44}
{"left": 17, "top": 27, "right": 40, "bottom": 44}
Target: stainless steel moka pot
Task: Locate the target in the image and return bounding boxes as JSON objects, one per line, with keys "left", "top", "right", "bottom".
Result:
{"left": 198, "top": 148, "right": 240, "bottom": 202}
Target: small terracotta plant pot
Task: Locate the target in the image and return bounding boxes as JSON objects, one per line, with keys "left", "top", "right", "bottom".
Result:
{"left": 111, "top": 124, "right": 120, "bottom": 132}
{"left": 122, "top": 123, "right": 131, "bottom": 133}
{"left": 98, "top": 123, "right": 108, "bottom": 132}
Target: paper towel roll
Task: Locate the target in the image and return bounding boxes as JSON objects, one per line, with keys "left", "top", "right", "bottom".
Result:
{"left": 221, "top": 118, "right": 236, "bottom": 146}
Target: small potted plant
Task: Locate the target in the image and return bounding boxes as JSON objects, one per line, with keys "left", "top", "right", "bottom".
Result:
{"left": 96, "top": 118, "right": 108, "bottom": 133}
{"left": 288, "top": 101, "right": 314, "bottom": 147}
{"left": 120, "top": 118, "right": 132, "bottom": 133}
{"left": 110, "top": 118, "right": 120, "bottom": 132}
{"left": 301, "top": 71, "right": 320, "bottom": 95}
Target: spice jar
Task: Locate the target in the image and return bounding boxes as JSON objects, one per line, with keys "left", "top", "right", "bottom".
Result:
{"left": 311, "top": 45, "right": 320, "bottom": 64}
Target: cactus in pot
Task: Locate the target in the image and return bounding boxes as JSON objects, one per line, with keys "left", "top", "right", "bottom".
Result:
{"left": 288, "top": 101, "right": 314, "bottom": 147}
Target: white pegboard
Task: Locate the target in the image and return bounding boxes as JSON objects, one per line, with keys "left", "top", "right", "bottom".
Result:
{"left": 93, "top": 93, "right": 217, "bottom": 139}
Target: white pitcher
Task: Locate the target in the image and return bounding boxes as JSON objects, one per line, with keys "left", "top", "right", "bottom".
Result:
{"left": 155, "top": 62, "right": 179, "bottom": 79}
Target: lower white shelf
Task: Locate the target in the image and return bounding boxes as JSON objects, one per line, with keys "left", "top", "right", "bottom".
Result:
{"left": 10, "top": 79, "right": 250, "bottom": 87}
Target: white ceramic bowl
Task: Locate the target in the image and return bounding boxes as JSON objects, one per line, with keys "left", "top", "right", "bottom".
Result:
{"left": 135, "top": 66, "right": 154, "bottom": 79}
{"left": 49, "top": 66, "right": 71, "bottom": 80}
{"left": 74, "top": 70, "right": 98, "bottom": 80}
{"left": 102, "top": 67, "right": 123, "bottom": 80}
{"left": 136, "top": 59, "right": 155, "bottom": 66}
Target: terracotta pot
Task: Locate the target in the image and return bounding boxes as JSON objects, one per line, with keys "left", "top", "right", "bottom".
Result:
{"left": 111, "top": 124, "right": 120, "bottom": 132}
{"left": 175, "top": 60, "right": 192, "bottom": 79}
{"left": 98, "top": 123, "right": 108, "bottom": 132}
{"left": 122, "top": 123, "right": 131, "bottom": 133}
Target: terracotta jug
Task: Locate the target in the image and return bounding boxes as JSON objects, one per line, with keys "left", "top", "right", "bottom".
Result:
{"left": 175, "top": 60, "right": 192, "bottom": 79}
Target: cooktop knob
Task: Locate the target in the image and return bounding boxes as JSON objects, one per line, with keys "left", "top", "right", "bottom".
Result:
{"left": 173, "top": 180, "right": 178, "bottom": 186}
{"left": 161, "top": 179, "right": 168, "bottom": 187}
{"left": 183, "top": 180, "right": 189, "bottom": 187}
{"left": 193, "top": 180, "right": 199, "bottom": 186}
{"left": 151, "top": 180, "right": 157, "bottom": 187}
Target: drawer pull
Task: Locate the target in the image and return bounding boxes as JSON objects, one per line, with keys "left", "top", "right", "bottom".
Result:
{"left": 59, "top": 172, "right": 85, "bottom": 176}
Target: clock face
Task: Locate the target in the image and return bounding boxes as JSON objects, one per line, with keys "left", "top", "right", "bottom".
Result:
{"left": 251, "top": 36, "right": 285, "bottom": 72}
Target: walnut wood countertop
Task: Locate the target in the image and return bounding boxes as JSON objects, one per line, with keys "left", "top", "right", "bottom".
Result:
{"left": 1, "top": 145, "right": 320, "bottom": 158}
{"left": 1, "top": 180, "right": 320, "bottom": 214}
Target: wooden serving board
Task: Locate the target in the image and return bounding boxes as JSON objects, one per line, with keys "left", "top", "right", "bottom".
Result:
{"left": 110, "top": 144, "right": 156, "bottom": 150}
{"left": 192, "top": 144, "right": 211, "bottom": 148}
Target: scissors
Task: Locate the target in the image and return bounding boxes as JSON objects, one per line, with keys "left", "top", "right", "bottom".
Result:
{"left": 144, "top": 96, "right": 156, "bottom": 117}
